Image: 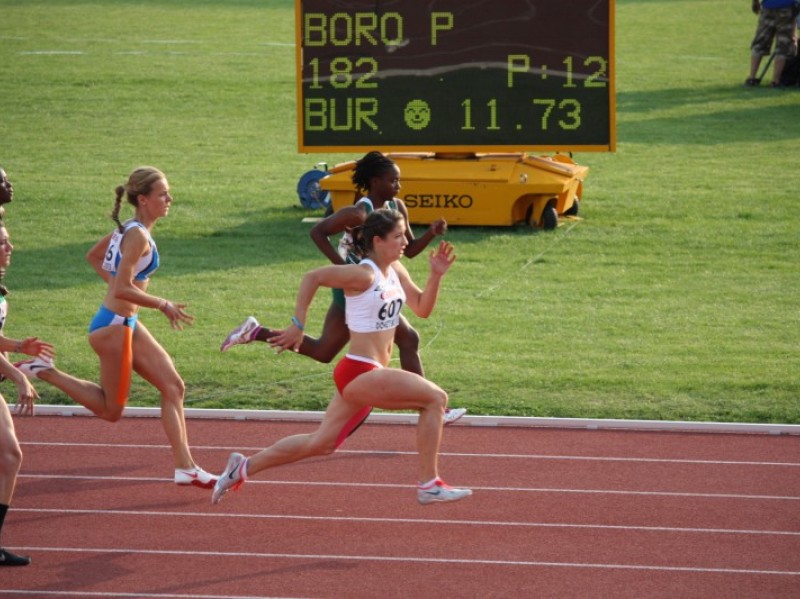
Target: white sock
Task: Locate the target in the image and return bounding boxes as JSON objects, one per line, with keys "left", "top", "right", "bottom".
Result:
{"left": 418, "top": 477, "right": 439, "bottom": 489}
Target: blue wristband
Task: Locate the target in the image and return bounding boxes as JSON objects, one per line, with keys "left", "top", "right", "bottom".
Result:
{"left": 291, "top": 316, "right": 304, "bottom": 331}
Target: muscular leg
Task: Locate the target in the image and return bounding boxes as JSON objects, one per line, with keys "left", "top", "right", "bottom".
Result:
{"left": 0, "top": 398, "right": 29, "bottom": 564}
{"left": 394, "top": 316, "right": 466, "bottom": 425}
{"left": 0, "top": 399, "right": 22, "bottom": 505}
{"left": 35, "top": 325, "right": 130, "bottom": 422}
{"left": 246, "top": 391, "right": 362, "bottom": 476}
{"left": 394, "top": 315, "right": 423, "bottom": 376}
{"left": 749, "top": 54, "right": 764, "bottom": 80}
{"left": 342, "top": 369, "right": 446, "bottom": 483}
{"left": 772, "top": 56, "right": 787, "bottom": 84}
{"left": 130, "top": 322, "right": 194, "bottom": 469}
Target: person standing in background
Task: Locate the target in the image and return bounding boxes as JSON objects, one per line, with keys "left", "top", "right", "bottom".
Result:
{"left": 745, "top": 0, "right": 800, "bottom": 87}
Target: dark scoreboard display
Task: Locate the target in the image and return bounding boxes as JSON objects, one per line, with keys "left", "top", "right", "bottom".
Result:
{"left": 296, "top": 0, "right": 615, "bottom": 153}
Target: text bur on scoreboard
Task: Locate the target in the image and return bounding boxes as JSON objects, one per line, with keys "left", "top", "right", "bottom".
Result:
{"left": 296, "top": 0, "right": 615, "bottom": 152}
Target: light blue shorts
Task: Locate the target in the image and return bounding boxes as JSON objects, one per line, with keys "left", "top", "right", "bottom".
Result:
{"left": 89, "top": 304, "right": 139, "bottom": 333}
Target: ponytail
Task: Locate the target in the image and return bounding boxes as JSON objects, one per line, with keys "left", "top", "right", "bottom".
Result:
{"left": 111, "top": 185, "right": 125, "bottom": 233}
{"left": 110, "top": 166, "right": 165, "bottom": 231}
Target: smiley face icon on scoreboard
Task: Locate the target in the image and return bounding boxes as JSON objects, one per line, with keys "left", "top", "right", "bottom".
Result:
{"left": 404, "top": 99, "right": 431, "bottom": 131}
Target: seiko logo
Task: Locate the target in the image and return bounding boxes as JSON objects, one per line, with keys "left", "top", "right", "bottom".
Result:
{"left": 403, "top": 194, "right": 474, "bottom": 209}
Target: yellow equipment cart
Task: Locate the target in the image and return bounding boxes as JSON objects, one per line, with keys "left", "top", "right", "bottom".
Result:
{"left": 320, "top": 152, "right": 587, "bottom": 230}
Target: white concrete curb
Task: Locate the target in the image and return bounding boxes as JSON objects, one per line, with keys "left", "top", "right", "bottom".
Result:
{"left": 21, "top": 405, "right": 800, "bottom": 436}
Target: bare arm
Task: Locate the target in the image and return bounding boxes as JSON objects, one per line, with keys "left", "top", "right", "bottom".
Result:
{"left": 0, "top": 334, "right": 54, "bottom": 359}
{"left": 309, "top": 204, "right": 369, "bottom": 265}
{"left": 395, "top": 199, "right": 447, "bottom": 259}
{"left": 0, "top": 352, "right": 39, "bottom": 416}
{"left": 396, "top": 241, "right": 456, "bottom": 318}
{"left": 270, "top": 263, "right": 374, "bottom": 352}
{"left": 112, "top": 228, "right": 194, "bottom": 330}
{"left": 86, "top": 232, "right": 114, "bottom": 284}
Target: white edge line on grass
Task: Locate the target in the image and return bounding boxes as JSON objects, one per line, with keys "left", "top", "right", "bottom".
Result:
{"left": 14, "top": 506, "right": 800, "bottom": 537}
{"left": 18, "top": 51, "right": 85, "bottom": 55}
{"left": 9, "top": 546, "right": 800, "bottom": 577}
{"left": 19, "top": 404, "right": 800, "bottom": 436}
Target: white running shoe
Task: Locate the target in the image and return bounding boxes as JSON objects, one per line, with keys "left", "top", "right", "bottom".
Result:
{"left": 444, "top": 407, "right": 467, "bottom": 425}
{"left": 220, "top": 316, "right": 260, "bottom": 352}
{"left": 212, "top": 452, "right": 247, "bottom": 504}
{"left": 417, "top": 478, "right": 473, "bottom": 505}
{"left": 175, "top": 466, "right": 218, "bottom": 489}
{"left": 14, "top": 356, "right": 54, "bottom": 380}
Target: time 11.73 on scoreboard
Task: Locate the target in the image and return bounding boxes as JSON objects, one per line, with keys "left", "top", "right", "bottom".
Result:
{"left": 296, "top": 0, "right": 615, "bottom": 153}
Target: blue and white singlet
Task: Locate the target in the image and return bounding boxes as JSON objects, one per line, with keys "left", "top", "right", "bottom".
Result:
{"left": 101, "top": 220, "right": 160, "bottom": 281}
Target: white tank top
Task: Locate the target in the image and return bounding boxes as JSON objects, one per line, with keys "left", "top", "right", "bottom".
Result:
{"left": 0, "top": 296, "right": 7, "bottom": 334}
{"left": 345, "top": 258, "right": 406, "bottom": 333}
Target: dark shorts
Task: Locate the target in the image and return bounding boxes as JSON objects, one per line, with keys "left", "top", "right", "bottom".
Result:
{"left": 751, "top": 7, "right": 798, "bottom": 58}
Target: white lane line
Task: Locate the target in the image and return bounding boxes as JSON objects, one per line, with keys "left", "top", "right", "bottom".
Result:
{"left": 18, "top": 51, "right": 85, "bottom": 55}
{"left": 14, "top": 507, "right": 800, "bottom": 537}
{"left": 12, "top": 546, "right": 800, "bottom": 576}
{"left": 17, "top": 473, "right": 800, "bottom": 501}
{"left": 0, "top": 592, "right": 273, "bottom": 599}
{"left": 19, "top": 441, "right": 800, "bottom": 467}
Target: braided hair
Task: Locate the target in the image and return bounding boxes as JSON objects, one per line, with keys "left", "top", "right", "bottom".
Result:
{"left": 0, "top": 220, "right": 8, "bottom": 297}
{"left": 111, "top": 166, "right": 165, "bottom": 232}
{"left": 351, "top": 151, "right": 396, "bottom": 194}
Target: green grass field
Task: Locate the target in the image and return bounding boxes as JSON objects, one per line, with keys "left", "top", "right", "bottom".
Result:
{"left": 1, "top": 0, "right": 798, "bottom": 423}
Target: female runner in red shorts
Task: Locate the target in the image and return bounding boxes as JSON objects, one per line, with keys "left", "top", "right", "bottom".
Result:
{"left": 212, "top": 208, "right": 471, "bottom": 505}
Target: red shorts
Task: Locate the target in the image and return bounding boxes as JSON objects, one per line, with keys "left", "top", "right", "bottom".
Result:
{"left": 333, "top": 354, "right": 382, "bottom": 394}
{"left": 332, "top": 354, "right": 382, "bottom": 448}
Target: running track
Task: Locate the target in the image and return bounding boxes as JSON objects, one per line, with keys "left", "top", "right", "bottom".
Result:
{"left": 2, "top": 412, "right": 799, "bottom": 598}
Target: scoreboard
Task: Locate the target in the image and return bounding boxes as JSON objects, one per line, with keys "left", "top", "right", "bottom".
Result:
{"left": 296, "top": 0, "right": 615, "bottom": 153}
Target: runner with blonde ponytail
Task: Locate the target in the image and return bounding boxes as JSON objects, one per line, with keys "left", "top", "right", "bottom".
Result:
{"left": 16, "top": 166, "right": 217, "bottom": 488}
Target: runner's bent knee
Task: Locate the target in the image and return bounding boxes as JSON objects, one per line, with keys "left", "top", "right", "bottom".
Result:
{"left": 310, "top": 435, "right": 338, "bottom": 456}
{"left": 0, "top": 444, "right": 22, "bottom": 476}
{"left": 157, "top": 378, "right": 186, "bottom": 404}
{"left": 422, "top": 386, "right": 448, "bottom": 411}
{"left": 104, "top": 407, "right": 124, "bottom": 423}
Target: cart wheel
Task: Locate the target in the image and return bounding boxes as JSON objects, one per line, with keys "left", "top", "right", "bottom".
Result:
{"left": 542, "top": 204, "right": 558, "bottom": 230}
{"left": 563, "top": 197, "right": 579, "bottom": 217}
{"left": 296, "top": 169, "right": 331, "bottom": 210}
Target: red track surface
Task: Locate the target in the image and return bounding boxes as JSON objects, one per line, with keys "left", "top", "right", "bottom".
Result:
{"left": 2, "top": 415, "right": 799, "bottom": 598}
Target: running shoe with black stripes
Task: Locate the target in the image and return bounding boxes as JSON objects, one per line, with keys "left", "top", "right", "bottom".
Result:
{"left": 14, "top": 356, "right": 54, "bottom": 380}
{"left": 212, "top": 452, "right": 247, "bottom": 504}
{"left": 417, "top": 478, "right": 472, "bottom": 505}
{"left": 220, "top": 316, "right": 260, "bottom": 352}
